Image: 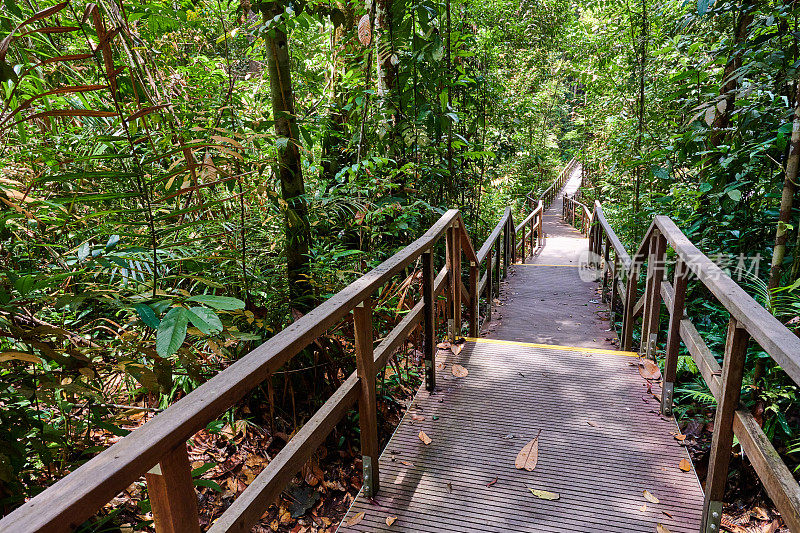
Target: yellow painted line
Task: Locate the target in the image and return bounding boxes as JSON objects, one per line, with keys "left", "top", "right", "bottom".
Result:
{"left": 463, "top": 337, "right": 638, "bottom": 357}
{"left": 514, "top": 263, "right": 581, "bottom": 268}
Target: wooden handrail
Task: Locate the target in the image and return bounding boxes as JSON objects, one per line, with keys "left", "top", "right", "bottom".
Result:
{"left": 1, "top": 158, "right": 579, "bottom": 533}
{"left": 587, "top": 198, "right": 800, "bottom": 532}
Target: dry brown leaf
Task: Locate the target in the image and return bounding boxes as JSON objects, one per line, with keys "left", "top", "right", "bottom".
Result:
{"left": 640, "top": 503, "right": 647, "bottom": 513}
{"left": 678, "top": 459, "right": 691, "bottom": 472}
{"left": 639, "top": 358, "right": 662, "bottom": 380}
{"left": 437, "top": 341, "right": 451, "bottom": 350}
{"left": 587, "top": 420, "right": 598, "bottom": 427}
{"left": 515, "top": 430, "right": 541, "bottom": 471}
{"left": 674, "top": 434, "right": 687, "bottom": 441}
{"left": 451, "top": 364, "right": 469, "bottom": 377}
{"left": 411, "top": 414, "right": 425, "bottom": 421}
{"left": 357, "top": 15, "right": 371, "bottom": 46}
{"left": 765, "top": 519, "right": 780, "bottom": 533}
{"left": 346, "top": 512, "right": 365, "bottom": 526}
{"left": 656, "top": 525, "right": 671, "bottom": 533}
{"left": 385, "top": 516, "right": 397, "bottom": 526}
{"left": 643, "top": 490, "right": 660, "bottom": 504}
{"left": 419, "top": 431, "right": 432, "bottom": 445}
{"left": 399, "top": 460, "right": 414, "bottom": 466}
{"left": 452, "top": 343, "right": 464, "bottom": 355}
{"left": 750, "top": 507, "right": 770, "bottom": 521}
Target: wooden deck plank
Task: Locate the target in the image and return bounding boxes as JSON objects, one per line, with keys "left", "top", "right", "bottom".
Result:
{"left": 338, "top": 167, "right": 705, "bottom": 532}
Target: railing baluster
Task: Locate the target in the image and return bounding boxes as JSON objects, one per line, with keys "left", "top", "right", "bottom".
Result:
{"left": 445, "top": 226, "right": 455, "bottom": 341}
{"left": 641, "top": 231, "right": 668, "bottom": 359}
{"left": 521, "top": 224, "right": 527, "bottom": 262}
{"left": 661, "top": 258, "right": 688, "bottom": 416}
{"left": 354, "top": 297, "right": 380, "bottom": 498}
{"left": 452, "top": 223, "right": 462, "bottom": 339}
{"left": 469, "top": 261, "right": 479, "bottom": 337}
{"left": 422, "top": 250, "right": 436, "bottom": 391}
{"left": 494, "top": 240, "right": 501, "bottom": 299}
{"left": 145, "top": 443, "right": 201, "bottom": 533}
{"left": 502, "top": 222, "right": 508, "bottom": 280}
{"left": 529, "top": 216, "right": 534, "bottom": 254}
{"left": 601, "top": 235, "right": 610, "bottom": 301}
{"left": 486, "top": 248, "right": 493, "bottom": 322}
{"left": 702, "top": 318, "right": 750, "bottom": 533}
{"left": 622, "top": 260, "right": 640, "bottom": 352}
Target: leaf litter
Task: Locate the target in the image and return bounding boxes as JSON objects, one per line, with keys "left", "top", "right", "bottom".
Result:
{"left": 515, "top": 429, "right": 542, "bottom": 471}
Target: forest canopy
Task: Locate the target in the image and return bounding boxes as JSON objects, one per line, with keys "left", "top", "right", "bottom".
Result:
{"left": 3, "top": 0, "right": 800, "bottom": 530}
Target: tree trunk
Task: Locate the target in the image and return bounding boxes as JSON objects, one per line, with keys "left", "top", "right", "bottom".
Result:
{"left": 709, "top": 1, "right": 754, "bottom": 148}
{"left": 321, "top": 2, "right": 356, "bottom": 188}
{"left": 769, "top": 81, "right": 800, "bottom": 290}
{"left": 374, "top": 0, "right": 398, "bottom": 149}
{"left": 265, "top": 12, "right": 314, "bottom": 311}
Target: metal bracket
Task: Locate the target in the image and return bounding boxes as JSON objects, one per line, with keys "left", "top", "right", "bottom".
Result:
{"left": 362, "top": 455, "right": 377, "bottom": 498}
{"left": 645, "top": 333, "right": 657, "bottom": 360}
{"left": 704, "top": 500, "right": 723, "bottom": 532}
{"left": 425, "top": 359, "right": 435, "bottom": 392}
{"left": 660, "top": 381, "right": 674, "bottom": 416}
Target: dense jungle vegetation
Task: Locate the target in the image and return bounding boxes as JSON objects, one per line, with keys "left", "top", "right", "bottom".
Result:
{"left": 3, "top": 0, "right": 800, "bottom": 530}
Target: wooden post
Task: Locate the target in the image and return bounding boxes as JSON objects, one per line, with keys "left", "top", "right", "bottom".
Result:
{"left": 521, "top": 225, "right": 527, "bottom": 263}
{"left": 610, "top": 254, "right": 619, "bottom": 321}
{"left": 451, "top": 224, "right": 462, "bottom": 339}
{"left": 661, "top": 258, "right": 688, "bottom": 416}
{"left": 621, "top": 261, "right": 640, "bottom": 352}
{"left": 469, "top": 261, "right": 479, "bottom": 337}
{"left": 502, "top": 223, "right": 508, "bottom": 280}
{"left": 145, "top": 444, "right": 201, "bottom": 533}
{"left": 354, "top": 298, "right": 379, "bottom": 498}
{"left": 702, "top": 318, "right": 750, "bottom": 533}
{"left": 601, "top": 235, "right": 610, "bottom": 301}
{"left": 445, "top": 226, "right": 455, "bottom": 341}
{"left": 529, "top": 217, "right": 534, "bottom": 254}
{"left": 422, "top": 250, "right": 435, "bottom": 391}
{"left": 494, "top": 240, "right": 501, "bottom": 299}
{"left": 641, "top": 231, "right": 668, "bottom": 359}
{"left": 538, "top": 206, "right": 544, "bottom": 247}
{"left": 486, "top": 248, "right": 493, "bottom": 322}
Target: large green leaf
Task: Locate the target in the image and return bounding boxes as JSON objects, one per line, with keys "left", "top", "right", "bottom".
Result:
{"left": 187, "top": 294, "right": 245, "bottom": 311}
{"left": 156, "top": 307, "right": 188, "bottom": 357}
{"left": 186, "top": 306, "right": 223, "bottom": 335}
{"left": 134, "top": 303, "right": 160, "bottom": 329}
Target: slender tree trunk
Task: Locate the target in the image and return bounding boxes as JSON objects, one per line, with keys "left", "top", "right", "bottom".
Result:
{"left": 769, "top": 82, "right": 800, "bottom": 290}
{"left": 446, "top": 0, "right": 453, "bottom": 201}
{"left": 709, "top": 1, "right": 754, "bottom": 148}
{"left": 321, "top": 3, "right": 356, "bottom": 188}
{"left": 374, "top": 0, "right": 398, "bottom": 151}
{"left": 265, "top": 12, "right": 313, "bottom": 311}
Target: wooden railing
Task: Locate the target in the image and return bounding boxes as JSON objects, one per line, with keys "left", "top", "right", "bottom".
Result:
{"left": 0, "top": 160, "right": 577, "bottom": 533}
{"left": 574, "top": 200, "right": 800, "bottom": 533}
{"left": 563, "top": 193, "right": 592, "bottom": 236}
{"left": 526, "top": 156, "right": 578, "bottom": 211}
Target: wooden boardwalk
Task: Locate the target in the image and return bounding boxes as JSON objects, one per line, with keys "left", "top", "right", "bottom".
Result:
{"left": 338, "top": 168, "right": 705, "bottom": 532}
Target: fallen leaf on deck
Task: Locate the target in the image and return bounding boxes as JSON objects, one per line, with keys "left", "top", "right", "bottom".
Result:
{"left": 399, "top": 460, "right": 414, "bottom": 466}
{"left": 640, "top": 503, "right": 647, "bottom": 513}
{"left": 639, "top": 359, "right": 662, "bottom": 380}
{"left": 643, "top": 490, "right": 660, "bottom": 504}
{"left": 515, "top": 430, "right": 542, "bottom": 471}
{"left": 386, "top": 516, "right": 397, "bottom": 526}
{"left": 656, "top": 525, "right": 671, "bottom": 533}
{"left": 436, "top": 361, "right": 446, "bottom": 370}
{"left": 437, "top": 342, "right": 451, "bottom": 350}
{"left": 674, "top": 433, "right": 687, "bottom": 441}
{"left": 766, "top": 519, "right": 780, "bottom": 533}
{"left": 587, "top": 420, "right": 598, "bottom": 427}
{"left": 418, "top": 431, "right": 432, "bottom": 445}
{"left": 451, "top": 364, "right": 469, "bottom": 377}
{"left": 528, "top": 488, "right": 559, "bottom": 500}
{"left": 678, "top": 459, "right": 691, "bottom": 472}
{"left": 411, "top": 414, "right": 425, "bottom": 421}
{"left": 346, "top": 512, "right": 365, "bottom": 526}
{"left": 751, "top": 507, "right": 770, "bottom": 521}
{"left": 487, "top": 477, "right": 498, "bottom": 487}
{"left": 662, "top": 511, "right": 673, "bottom": 519}
{"left": 452, "top": 343, "right": 464, "bottom": 355}
{"left": 446, "top": 481, "right": 453, "bottom": 493}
